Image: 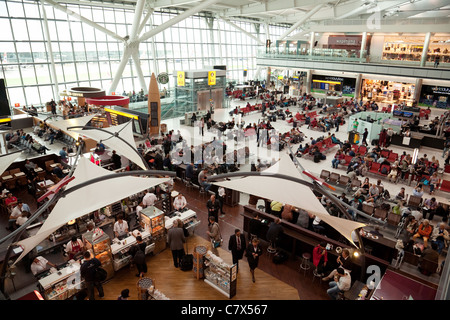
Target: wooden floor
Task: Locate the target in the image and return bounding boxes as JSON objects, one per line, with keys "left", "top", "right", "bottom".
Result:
{"left": 101, "top": 235, "right": 300, "bottom": 300}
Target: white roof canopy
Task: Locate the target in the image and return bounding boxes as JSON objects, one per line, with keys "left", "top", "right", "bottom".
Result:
{"left": 0, "top": 152, "right": 21, "bottom": 176}
{"left": 14, "top": 157, "right": 168, "bottom": 263}
{"left": 71, "top": 121, "right": 148, "bottom": 170}
{"left": 47, "top": 115, "right": 95, "bottom": 140}
{"left": 213, "top": 152, "right": 365, "bottom": 246}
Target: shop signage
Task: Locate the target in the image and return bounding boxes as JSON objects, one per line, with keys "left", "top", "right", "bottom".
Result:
{"left": 157, "top": 72, "right": 169, "bottom": 84}
{"left": 328, "top": 35, "right": 362, "bottom": 48}
{"left": 177, "top": 71, "right": 185, "bottom": 86}
{"left": 208, "top": 71, "right": 216, "bottom": 86}
{"left": 430, "top": 86, "right": 450, "bottom": 96}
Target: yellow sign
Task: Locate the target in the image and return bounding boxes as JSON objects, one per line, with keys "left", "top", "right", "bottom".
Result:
{"left": 208, "top": 71, "right": 216, "bottom": 86}
{"left": 312, "top": 80, "right": 341, "bottom": 85}
{"left": 177, "top": 71, "right": 185, "bottom": 86}
{"left": 104, "top": 108, "right": 138, "bottom": 120}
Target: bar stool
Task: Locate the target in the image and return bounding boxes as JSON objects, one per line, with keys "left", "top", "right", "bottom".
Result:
{"left": 299, "top": 252, "right": 311, "bottom": 275}
{"left": 267, "top": 240, "right": 277, "bottom": 254}
{"left": 184, "top": 177, "right": 193, "bottom": 188}
{"left": 312, "top": 267, "right": 323, "bottom": 284}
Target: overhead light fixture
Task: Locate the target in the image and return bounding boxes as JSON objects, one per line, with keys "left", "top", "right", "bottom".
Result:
{"left": 67, "top": 219, "right": 76, "bottom": 225}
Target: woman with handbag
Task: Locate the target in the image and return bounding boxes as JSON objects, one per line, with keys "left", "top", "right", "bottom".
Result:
{"left": 206, "top": 216, "right": 222, "bottom": 256}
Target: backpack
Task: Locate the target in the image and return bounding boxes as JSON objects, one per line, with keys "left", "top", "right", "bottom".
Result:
{"left": 133, "top": 246, "right": 146, "bottom": 265}
{"left": 380, "top": 166, "right": 388, "bottom": 174}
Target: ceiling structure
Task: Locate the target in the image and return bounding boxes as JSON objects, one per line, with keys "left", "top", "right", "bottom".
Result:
{"left": 56, "top": 0, "right": 450, "bottom": 35}
{"left": 45, "top": 0, "right": 449, "bottom": 94}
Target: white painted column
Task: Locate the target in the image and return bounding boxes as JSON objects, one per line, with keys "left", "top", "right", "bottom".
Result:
{"left": 360, "top": 32, "right": 368, "bottom": 60}
{"left": 40, "top": 1, "right": 59, "bottom": 100}
{"left": 306, "top": 70, "right": 312, "bottom": 95}
{"left": 420, "top": 32, "right": 432, "bottom": 67}
{"left": 108, "top": 48, "right": 132, "bottom": 95}
{"left": 309, "top": 32, "right": 315, "bottom": 56}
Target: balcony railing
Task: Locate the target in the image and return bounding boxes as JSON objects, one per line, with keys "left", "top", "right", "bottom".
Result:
{"left": 257, "top": 47, "right": 450, "bottom": 69}
{"left": 258, "top": 48, "right": 367, "bottom": 63}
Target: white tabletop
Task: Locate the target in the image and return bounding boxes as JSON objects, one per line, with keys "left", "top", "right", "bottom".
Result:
{"left": 38, "top": 180, "right": 55, "bottom": 187}
{"left": 110, "top": 230, "right": 151, "bottom": 255}
{"left": 38, "top": 263, "right": 81, "bottom": 290}
{"left": 14, "top": 172, "right": 25, "bottom": 177}
{"left": 2, "top": 175, "right": 13, "bottom": 180}
{"left": 164, "top": 209, "right": 197, "bottom": 230}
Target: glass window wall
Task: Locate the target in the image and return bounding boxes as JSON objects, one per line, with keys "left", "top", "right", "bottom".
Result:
{"left": 0, "top": 0, "right": 289, "bottom": 107}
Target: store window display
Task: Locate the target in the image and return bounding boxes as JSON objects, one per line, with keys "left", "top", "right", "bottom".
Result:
{"left": 361, "top": 79, "right": 415, "bottom": 106}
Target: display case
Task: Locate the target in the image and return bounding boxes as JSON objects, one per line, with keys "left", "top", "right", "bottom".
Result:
{"left": 86, "top": 233, "right": 114, "bottom": 281}
{"left": 140, "top": 206, "right": 166, "bottom": 254}
{"left": 203, "top": 250, "right": 237, "bottom": 299}
{"left": 164, "top": 209, "right": 201, "bottom": 236}
{"left": 38, "top": 262, "right": 84, "bottom": 300}
{"left": 110, "top": 230, "right": 154, "bottom": 271}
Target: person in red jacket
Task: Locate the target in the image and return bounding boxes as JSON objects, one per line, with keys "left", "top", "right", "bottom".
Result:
{"left": 312, "top": 242, "right": 328, "bottom": 276}
{"left": 412, "top": 219, "right": 433, "bottom": 248}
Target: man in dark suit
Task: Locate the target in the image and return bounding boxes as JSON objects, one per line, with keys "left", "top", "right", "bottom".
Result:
{"left": 245, "top": 238, "right": 263, "bottom": 283}
{"left": 228, "top": 229, "right": 246, "bottom": 271}
{"left": 206, "top": 194, "right": 220, "bottom": 224}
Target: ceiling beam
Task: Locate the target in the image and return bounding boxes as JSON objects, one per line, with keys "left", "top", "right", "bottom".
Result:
{"left": 221, "top": 0, "right": 333, "bottom": 17}
{"left": 279, "top": 4, "right": 325, "bottom": 40}
{"left": 138, "top": 0, "right": 222, "bottom": 43}
{"left": 43, "top": 0, "right": 125, "bottom": 41}
{"left": 218, "top": 16, "right": 264, "bottom": 45}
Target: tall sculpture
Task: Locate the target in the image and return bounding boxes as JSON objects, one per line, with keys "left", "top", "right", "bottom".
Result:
{"left": 148, "top": 73, "right": 161, "bottom": 135}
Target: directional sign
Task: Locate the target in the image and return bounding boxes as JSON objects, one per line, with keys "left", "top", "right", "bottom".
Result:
{"left": 208, "top": 71, "right": 216, "bottom": 86}
{"left": 177, "top": 71, "right": 185, "bottom": 86}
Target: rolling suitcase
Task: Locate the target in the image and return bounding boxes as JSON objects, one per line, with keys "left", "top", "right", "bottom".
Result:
{"left": 180, "top": 242, "right": 193, "bottom": 271}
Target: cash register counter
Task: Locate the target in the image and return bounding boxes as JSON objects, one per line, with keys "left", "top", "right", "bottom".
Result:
{"left": 110, "top": 230, "right": 154, "bottom": 271}
{"left": 164, "top": 209, "right": 201, "bottom": 235}
{"left": 241, "top": 205, "right": 392, "bottom": 280}
{"left": 38, "top": 262, "right": 83, "bottom": 300}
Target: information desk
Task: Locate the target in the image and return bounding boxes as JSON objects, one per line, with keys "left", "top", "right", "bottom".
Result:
{"left": 241, "top": 205, "right": 390, "bottom": 280}
{"left": 164, "top": 209, "right": 200, "bottom": 236}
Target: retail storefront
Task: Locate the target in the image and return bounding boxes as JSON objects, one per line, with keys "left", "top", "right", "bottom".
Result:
{"left": 419, "top": 85, "right": 450, "bottom": 109}
{"left": 311, "top": 74, "right": 356, "bottom": 97}
{"left": 382, "top": 36, "right": 450, "bottom": 64}
{"left": 361, "top": 79, "right": 415, "bottom": 106}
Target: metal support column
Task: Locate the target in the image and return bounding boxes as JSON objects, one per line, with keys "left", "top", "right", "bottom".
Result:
{"left": 40, "top": 0, "right": 59, "bottom": 100}
{"left": 421, "top": 32, "right": 432, "bottom": 67}
{"left": 360, "top": 32, "right": 368, "bottom": 61}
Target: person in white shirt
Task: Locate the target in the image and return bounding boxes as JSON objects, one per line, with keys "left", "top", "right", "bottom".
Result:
{"left": 135, "top": 201, "right": 144, "bottom": 221}
{"left": 65, "top": 236, "right": 85, "bottom": 260}
{"left": 327, "top": 267, "right": 351, "bottom": 300}
{"left": 8, "top": 200, "right": 31, "bottom": 231}
{"left": 142, "top": 190, "right": 157, "bottom": 207}
{"left": 15, "top": 211, "right": 29, "bottom": 227}
{"left": 31, "top": 256, "right": 56, "bottom": 275}
{"left": 217, "top": 187, "right": 226, "bottom": 217}
{"left": 173, "top": 193, "right": 187, "bottom": 211}
{"left": 114, "top": 215, "right": 129, "bottom": 239}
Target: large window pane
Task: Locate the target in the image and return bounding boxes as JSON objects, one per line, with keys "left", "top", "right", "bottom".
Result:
{"left": 39, "top": 85, "right": 54, "bottom": 104}
{"left": 0, "top": 19, "right": 13, "bottom": 40}
{"left": 35, "top": 64, "right": 52, "bottom": 85}
{"left": 24, "top": 2, "right": 40, "bottom": 18}
{"left": 7, "top": 87, "right": 26, "bottom": 107}
{"left": 7, "top": 2, "right": 25, "bottom": 17}
{"left": 11, "top": 19, "right": 29, "bottom": 41}
{"left": 24, "top": 86, "right": 40, "bottom": 105}
{"left": 27, "top": 20, "right": 44, "bottom": 41}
